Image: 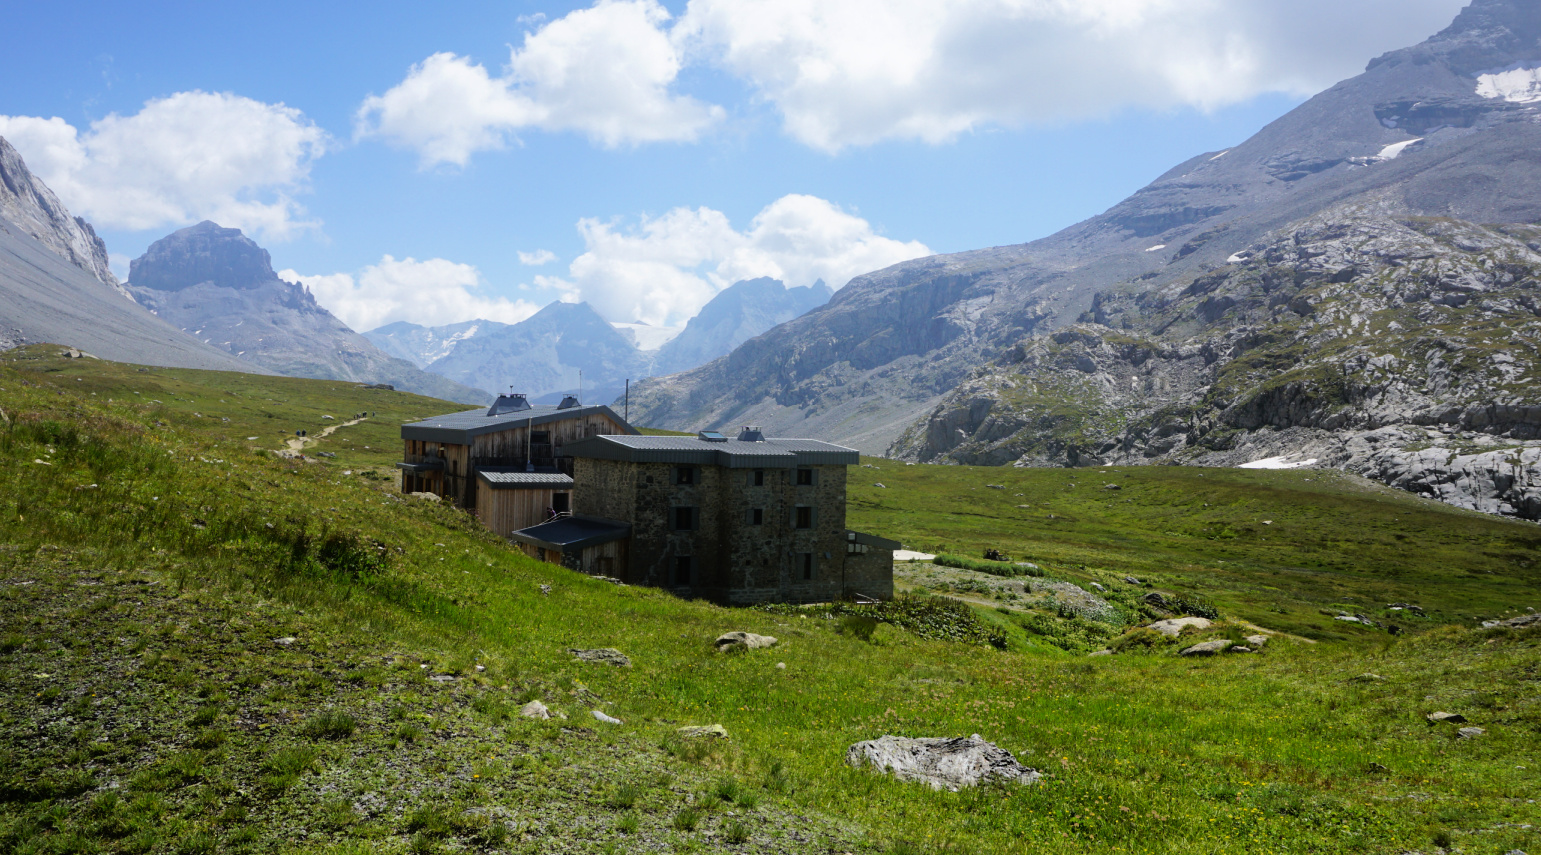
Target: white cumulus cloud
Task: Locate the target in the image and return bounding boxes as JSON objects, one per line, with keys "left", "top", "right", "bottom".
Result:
{"left": 281, "top": 256, "right": 540, "bottom": 332}
{"left": 0, "top": 91, "right": 327, "bottom": 238}
{"left": 674, "top": 0, "right": 1468, "bottom": 151}
{"left": 518, "top": 249, "right": 559, "bottom": 265}
{"left": 542, "top": 193, "right": 930, "bottom": 326}
{"left": 356, "top": 0, "right": 722, "bottom": 167}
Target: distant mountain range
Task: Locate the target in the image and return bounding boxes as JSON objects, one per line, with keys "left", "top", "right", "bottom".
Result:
{"left": 362, "top": 276, "right": 831, "bottom": 404}
{"left": 628, "top": 0, "right": 1541, "bottom": 519}
{"left": 124, "top": 222, "right": 490, "bottom": 404}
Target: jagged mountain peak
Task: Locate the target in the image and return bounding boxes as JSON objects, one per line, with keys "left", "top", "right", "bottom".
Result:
{"left": 129, "top": 221, "right": 276, "bottom": 292}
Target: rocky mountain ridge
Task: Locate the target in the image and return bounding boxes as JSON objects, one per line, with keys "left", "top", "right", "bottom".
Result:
{"left": 626, "top": 0, "right": 1541, "bottom": 461}
{"left": 126, "top": 222, "right": 488, "bottom": 404}
{"left": 890, "top": 212, "right": 1541, "bottom": 519}
{"left": 0, "top": 136, "right": 124, "bottom": 296}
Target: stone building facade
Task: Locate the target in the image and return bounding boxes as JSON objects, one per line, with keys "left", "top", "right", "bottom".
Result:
{"left": 508, "top": 429, "right": 896, "bottom": 604}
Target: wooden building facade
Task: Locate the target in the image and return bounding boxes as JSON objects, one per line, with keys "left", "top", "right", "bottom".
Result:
{"left": 397, "top": 394, "right": 637, "bottom": 513}
{"left": 475, "top": 469, "right": 574, "bottom": 537}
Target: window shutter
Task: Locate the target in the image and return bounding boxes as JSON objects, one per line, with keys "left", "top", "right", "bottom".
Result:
{"left": 811, "top": 507, "right": 819, "bottom": 529}
{"left": 811, "top": 468, "right": 819, "bottom": 486}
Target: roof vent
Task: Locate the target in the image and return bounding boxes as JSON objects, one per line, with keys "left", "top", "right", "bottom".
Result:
{"left": 557, "top": 395, "right": 581, "bottom": 409}
{"left": 737, "top": 425, "right": 765, "bottom": 442}
{"left": 486, "top": 393, "right": 531, "bottom": 416}
{"left": 698, "top": 430, "right": 728, "bottom": 442}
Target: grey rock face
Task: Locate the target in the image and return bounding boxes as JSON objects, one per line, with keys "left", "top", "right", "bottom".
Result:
{"left": 363, "top": 319, "right": 496, "bottom": 368}
{"left": 893, "top": 215, "right": 1541, "bottom": 520}
{"left": 126, "top": 222, "right": 488, "bottom": 404}
{"left": 846, "top": 734, "right": 1040, "bottom": 791}
{"left": 0, "top": 136, "right": 123, "bottom": 295}
{"left": 652, "top": 278, "right": 831, "bottom": 375}
{"left": 628, "top": 2, "right": 1541, "bottom": 458}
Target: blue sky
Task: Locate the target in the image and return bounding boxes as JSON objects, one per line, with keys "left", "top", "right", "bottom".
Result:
{"left": 1, "top": 0, "right": 1469, "bottom": 333}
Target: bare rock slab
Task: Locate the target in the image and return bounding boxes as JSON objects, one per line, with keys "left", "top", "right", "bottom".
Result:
{"left": 715, "top": 631, "right": 778, "bottom": 652}
{"left": 570, "top": 648, "right": 631, "bottom": 667}
{"left": 678, "top": 724, "right": 729, "bottom": 739}
{"left": 1427, "top": 711, "right": 1467, "bottom": 724}
{"left": 1147, "top": 617, "right": 1212, "bottom": 637}
{"left": 520, "top": 700, "right": 552, "bottom": 720}
{"left": 1179, "top": 639, "right": 1231, "bottom": 657}
{"left": 846, "top": 734, "right": 1040, "bottom": 792}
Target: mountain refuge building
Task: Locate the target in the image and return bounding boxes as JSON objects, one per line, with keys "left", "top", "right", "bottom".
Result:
{"left": 395, "top": 393, "right": 636, "bottom": 534}
{"left": 505, "top": 427, "right": 897, "bottom": 605}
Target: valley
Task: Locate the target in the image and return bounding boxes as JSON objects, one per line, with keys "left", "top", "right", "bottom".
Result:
{"left": 0, "top": 350, "right": 1535, "bottom": 854}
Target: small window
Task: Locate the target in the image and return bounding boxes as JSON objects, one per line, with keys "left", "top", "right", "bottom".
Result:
{"left": 673, "top": 506, "right": 696, "bottom": 531}
{"left": 794, "top": 506, "right": 812, "bottom": 529}
{"left": 531, "top": 430, "right": 550, "bottom": 444}
{"left": 796, "top": 468, "right": 814, "bottom": 486}
{"left": 676, "top": 466, "right": 695, "bottom": 485}
{"left": 801, "top": 553, "right": 815, "bottom": 581}
{"left": 674, "top": 556, "right": 693, "bottom": 586}
{"left": 552, "top": 492, "right": 570, "bottom": 513}
{"left": 753, "top": 469, "right": 765, "bottom": 486}
{"left": 746, "top": 508, "right": 764, "bottom": 526}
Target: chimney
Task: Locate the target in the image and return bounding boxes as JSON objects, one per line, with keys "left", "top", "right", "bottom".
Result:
{"left": 557, "top": 395, "right": 580, "bottom": 409}
{"left": 487, "top": 393, "right": 531, "bottom": 416}
{"left": 737, "top": 425, "right": 765, "bottom": 442}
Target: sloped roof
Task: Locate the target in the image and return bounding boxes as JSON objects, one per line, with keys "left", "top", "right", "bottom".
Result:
{"left": 563, "top": 434, "right": 858, "bottom": 468}
{"left": 401, "top": 403, "right": 638, "bottom": 444}
{"left": 476, "top": 469, "right": 574, "bottom": 489}
{"left": 509, "top": 515, "right": 630, "bottom": 552}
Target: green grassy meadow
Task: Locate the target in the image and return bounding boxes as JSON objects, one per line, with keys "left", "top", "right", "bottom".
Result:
{"left": 0, "top": 346, "right": 1537, "bottom": 855}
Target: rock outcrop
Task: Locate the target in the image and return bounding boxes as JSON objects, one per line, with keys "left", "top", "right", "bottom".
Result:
{"left": 127, "top": 222, "right": 488, "bottom": 404}
{"left": 889, "top": 215, "right": 1541, "bottom": 520}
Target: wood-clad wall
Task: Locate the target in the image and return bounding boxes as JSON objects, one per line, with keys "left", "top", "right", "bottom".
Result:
{"left": 468, "top": 413, "right": 629, "bottom": 460}
{"left": 476, "top": 483, "right": 567, "bottom": 538}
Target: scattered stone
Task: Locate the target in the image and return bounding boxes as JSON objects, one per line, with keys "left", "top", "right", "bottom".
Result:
{"left": 1349, "top": 673, "right": 1386, "bottom": 683}
{"left": 1124, "top": 576, "right": 1141, "bottom": 585}
{"left": 1457, "top": 726, "right": 1486, "bottom": 739}
{"left": 986, "top": 484, "right": 1005, "bottom": 489}
{"left": 540, "top": 584, "right": 551, "bottom": 596}
{"left": 1427, "top": 711, "right": 1467, "bottom": 724}
{"left": 428, "top": 675, "right": 456, "bottom": 683}
{"left": 316, "top": 451, "right": 336, "bottom": 458}
{"left": 322, "top": 415, "right": 334, "bottom": 420}
{"left": 1089, "top": 582, "right": 1106, "bottom": 593}
{"left": 1245, "top": 634, "right": 1270, "bottom": 648}
{"left": 1179, "top": 639, "right": 1231, "bottom": 657}
{"left": 1229, "top": 646, "right": 1253, "bottom": 653}
{"left": 1492, "top": 613, "right": 1541, "bottom": 629}
{"left": 874, "top": 482, "right": 886, "bottom": 488}
{"left": 678, "top": 724, "right": 729, "bottom": 739}
{"left": 1141, "top": 591, "right": 1172, "bottom": 608}
{"left": 775, "top": 662, "right": 787, "bottom": 670}
{"left": 272, "top": 636, "right": 296, "bottom": 646}
{"left": 1088, "top": 649, "right": 1114, "bottom": 657}
{"left": 520, "top": 700, "right": 552, "bottom": 720}
{"left": 591, "top": 710, "right": 622, "bottom": 725}
{"left": 475, "top": 665, "right": 486, "bottom": 672}
{"left": 1103, "top": 483, "right": 1121, "bottom": 490}
{"left": 570, "top": 648, "right": 631, "bottom": 667}
{"left": 1146, "top": 617, "right": 1212, "bottom": 636}
{"left": 846, "top": 734, "right": 1040, "bottom": 791}
{"left": 715, "top": 631, "right": 778, "bottom": 652}
{"left": 408, "top": 492, "right": 441, "bottom": 502}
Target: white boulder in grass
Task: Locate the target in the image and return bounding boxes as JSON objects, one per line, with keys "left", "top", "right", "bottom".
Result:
{"left": 714, "top": 631, "right": 778, "bottom": 652}
{"left": 1146, "top": 617, "right": 1212, "bottom": 637}
{"left": 846, "top": 734, "right": 1040, "bottom": 792}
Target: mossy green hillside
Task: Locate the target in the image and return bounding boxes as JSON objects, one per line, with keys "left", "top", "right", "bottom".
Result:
{"left": 0, "top": 348, "right": 1537, "bottom": 854}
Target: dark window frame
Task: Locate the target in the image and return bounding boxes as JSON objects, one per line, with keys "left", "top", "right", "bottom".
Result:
{"left": 794, "top": 505, "right": 813, "bottom": 529}
{"left": 673, "top": 506, "right": 697, "bottom": 531}
{"left": 801, "top": 552, "right": 816, "bottom": 581}
{"left": 675, "top": 466, "right": 695, "bottom": 485}
{"left": 796, "top": 467, "right": 815, "bottom": 486}
{"left": 674, "top": 555, "right": 693, "bottom": 586}
{"left": 753, "top": 469, "right": 765, "bottom": 486}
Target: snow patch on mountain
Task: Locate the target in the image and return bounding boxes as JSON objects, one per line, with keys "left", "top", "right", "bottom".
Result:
{"left": 1377, "top": 138, "right": 1425, "bottom": 160}
{"left": 1475, "top": 67, "right": 1541, "bottom": 104}
{"left": 612, "top": 321, "right": 684, "bottom": 352}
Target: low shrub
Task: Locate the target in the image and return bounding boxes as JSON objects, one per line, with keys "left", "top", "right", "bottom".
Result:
{"left": 933, "top": 554, "right": 1044, "bottom": 578}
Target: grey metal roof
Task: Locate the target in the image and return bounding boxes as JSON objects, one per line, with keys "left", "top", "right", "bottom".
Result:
{"left": 509, "top": 515, "right": 630, "bottom": 552}
{"left": 563, "top": 434, "right": 858, "bottom": 468}
{"left": 476, "top": 469, "right": 575, "bottom": 489}
{"left": 849, "top": 530, "right": 902, "bottom": 551}
{"left": 401, "top": 403, "right": 639, "bottom": 444}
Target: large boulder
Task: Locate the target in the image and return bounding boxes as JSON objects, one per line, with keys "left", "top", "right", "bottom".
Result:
{"left": 846, "top": 734, "right": 1040, "bottom": 791}
{"left": 715, "top": 631, "right": 778, "bottom": 652}
{"left": 1147, "top": 617, "right": 1213, "bottom": 637}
